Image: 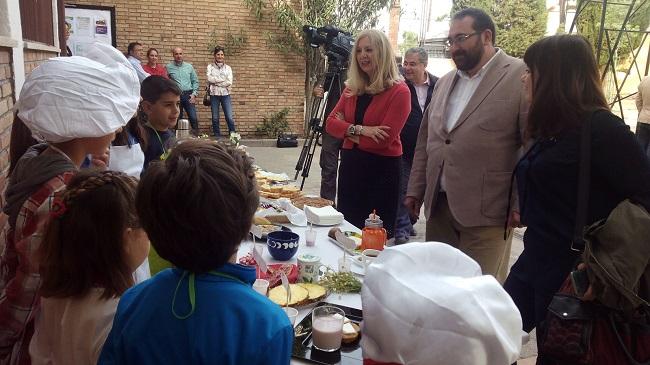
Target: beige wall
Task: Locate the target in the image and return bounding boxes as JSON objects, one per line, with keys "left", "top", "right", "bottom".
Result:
{"left": 70, "top": 0, "right": 306, "bottom": 136}
{"left": 24, "top": 49, "right": 55, "bottom": 75}
{"left": 0, "top": 47, "right": 14, "bottom": 228}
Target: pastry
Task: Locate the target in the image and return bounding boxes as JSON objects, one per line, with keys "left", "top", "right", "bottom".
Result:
{"left": 291, "top": 196, "right": 334, "bottom": 209}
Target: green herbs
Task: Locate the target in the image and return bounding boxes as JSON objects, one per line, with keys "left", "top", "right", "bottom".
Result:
{"left": 320, "top": 270, "right": 362, "bottom": 293}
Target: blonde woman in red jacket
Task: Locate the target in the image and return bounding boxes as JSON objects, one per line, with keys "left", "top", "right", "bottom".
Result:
{"left": 326, "top": 29, "right": 411, "bottom": 237}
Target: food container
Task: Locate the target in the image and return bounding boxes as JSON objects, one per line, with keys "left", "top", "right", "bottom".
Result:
{"left": 360, "top": 215, "right": 386, "bottom": 251}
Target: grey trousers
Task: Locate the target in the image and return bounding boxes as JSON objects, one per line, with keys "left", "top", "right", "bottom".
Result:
{"left": 319, "top": 130, "right": 343, "bottom": 202}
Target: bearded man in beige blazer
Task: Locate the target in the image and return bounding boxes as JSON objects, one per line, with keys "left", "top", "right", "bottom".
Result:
{"left": 405, "top": 8, "right": 528, "bottom": 283}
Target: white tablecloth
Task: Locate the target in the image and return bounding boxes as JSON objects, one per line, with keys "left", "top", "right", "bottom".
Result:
{"left": 237, "top": 221, "right": 363, "bottom": 364}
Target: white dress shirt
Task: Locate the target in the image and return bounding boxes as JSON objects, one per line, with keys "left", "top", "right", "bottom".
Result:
{"left": 444, "top": 49, "right": 501, "bottom": 131}
{"left": 413, "top": 73, "right": 432, "bottom": 112}
{"left": 127, "top": 55, "right": 150, "bottom": 83}
{"left": 441, "top": 49, "right": 501, "bottom": 192}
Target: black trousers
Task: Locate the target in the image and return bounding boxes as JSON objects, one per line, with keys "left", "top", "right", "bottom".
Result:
{"left": 636, "top": 122, "right": 650, "bottom": 159}
{"left": 337, "top": 148, "right": 401, "bottom": 238}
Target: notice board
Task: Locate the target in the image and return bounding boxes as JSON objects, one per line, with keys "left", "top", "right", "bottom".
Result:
{"left": 64, "top": 4, "right": 116, "bottom": 57}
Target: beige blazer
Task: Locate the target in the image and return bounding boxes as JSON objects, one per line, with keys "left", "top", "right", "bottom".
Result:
{"left": 637, "top": 76, "right": 650, "bottom": 124}
{"left": 407, "top": 51, "right": 528, "bottom": 227}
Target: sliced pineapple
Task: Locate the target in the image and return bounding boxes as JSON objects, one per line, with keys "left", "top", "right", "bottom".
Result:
{"left": 268, "top": 284, "right": 309, "bottom": 306}
{"left": 297, "top": 283, "right": 327, "bottom": 301}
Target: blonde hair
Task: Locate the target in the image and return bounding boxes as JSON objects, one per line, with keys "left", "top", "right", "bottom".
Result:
{"left": 346, "top": 29, "right": 403, "bottom": 95}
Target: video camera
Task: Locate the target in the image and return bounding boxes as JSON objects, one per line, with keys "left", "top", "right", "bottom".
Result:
{"left": 302, "top": 25, "right": 354, "bottom": 70}
{"left": 294, "top": 25, "right": 353, "bottom": 189}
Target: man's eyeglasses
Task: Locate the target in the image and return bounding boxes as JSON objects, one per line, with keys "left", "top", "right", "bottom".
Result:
{"left": 445, "top": 32, "right": 481, "bottom": 48}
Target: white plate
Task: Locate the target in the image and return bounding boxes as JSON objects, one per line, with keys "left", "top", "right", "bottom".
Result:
{"left": 328, "top": 237, "right": 359, "bottom": 256}
{"left": 306, "top": 219, "right": 343, "bottom": 226}
{"left": 349, "top": 255, "right": 364, "bottom": 267}
{"left": 350, "top": 265, "right": 364, "bottom": 276}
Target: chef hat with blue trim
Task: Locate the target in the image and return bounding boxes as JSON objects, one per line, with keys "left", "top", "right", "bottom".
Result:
{"left": 361, "top": 242, "right": 523, "bottom": 365}
{"left": 16, "top": 42, "right": 140, "bottom": 143}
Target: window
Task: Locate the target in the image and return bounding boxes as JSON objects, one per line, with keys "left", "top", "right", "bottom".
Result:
{"left": 20, "top": 0, "right": 55, "bottom": 45}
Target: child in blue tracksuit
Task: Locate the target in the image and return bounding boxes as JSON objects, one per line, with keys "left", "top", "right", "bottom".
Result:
{"left": 98, "top": 140, "right": 293, "bottom": 365}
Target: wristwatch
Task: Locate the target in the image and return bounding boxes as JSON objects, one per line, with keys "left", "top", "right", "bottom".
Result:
{"left": 347, "top": 124, "right": 356, "bottom": 136}
{"left": 355, "top": 125, "right": 363, "bottom": 136}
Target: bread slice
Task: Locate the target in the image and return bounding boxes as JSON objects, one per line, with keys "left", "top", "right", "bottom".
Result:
{"left": 342, "top": 321, "right": 360, "bottom": 343}
{"left": 269, "top": 185, "right": 284, "bottom": 193}
{"left": 253, "top": 216, "right": 272, "bottom": 225}
{"left": 268, "top": 284, "right": 309, "bottom": 306}
{"left": 265, "top": 214, "right": 290, "bottom": 224}
{"left": 260, "top": 191, "right": 281, "bottom": 199}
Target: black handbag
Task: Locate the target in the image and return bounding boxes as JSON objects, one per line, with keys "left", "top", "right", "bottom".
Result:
{"left": 276, "top": 133, "right": 298, "bottom": 148}
{"left": 202, "top": 85, "right": 211, "bottom": 107}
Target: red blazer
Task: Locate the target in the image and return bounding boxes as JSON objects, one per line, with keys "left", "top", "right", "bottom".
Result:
{"left": 326, "top": 81, "right": 411, "bottom": 157}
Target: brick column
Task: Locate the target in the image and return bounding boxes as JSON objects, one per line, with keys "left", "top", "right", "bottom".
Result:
{"left": 0, "top": 47, "right": 15, "bottom": 228}
{"left": 389, "top": 0, "right": 401, "bottom": 54}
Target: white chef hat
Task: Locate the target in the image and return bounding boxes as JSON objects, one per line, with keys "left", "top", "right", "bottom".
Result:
{"left": 16, "top": 42, "right": 140, "bottom": 143}
{"left": 361, "top": 242, "right": 523, "bottom": 365}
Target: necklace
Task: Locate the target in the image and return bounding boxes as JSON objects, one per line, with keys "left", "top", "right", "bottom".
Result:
{"left": 149, "top": 125, "right": 170, "bottom": 160}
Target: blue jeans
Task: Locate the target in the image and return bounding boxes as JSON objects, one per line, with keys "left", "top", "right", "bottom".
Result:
{"left": 179, "top": 91, "right": 198, "bottom": 131}
{"left": 394, "top": 157, "right": 413, "bottom": 239}
{"left": 210, "top": 94, "right": 236, "bottom": 136}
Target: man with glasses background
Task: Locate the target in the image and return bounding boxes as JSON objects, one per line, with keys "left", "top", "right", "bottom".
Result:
{"left": 406, "top": 8, "right": 528, "bottom": 283}
{"left": 394, "top": 47, "right": 438, "bottom": 245}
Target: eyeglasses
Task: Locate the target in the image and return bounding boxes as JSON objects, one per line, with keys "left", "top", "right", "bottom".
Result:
{"left": 445, "top": 32, "right": 481, "bottom": 48}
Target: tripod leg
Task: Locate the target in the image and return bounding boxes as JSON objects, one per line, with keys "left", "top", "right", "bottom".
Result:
{"left": 300, "top": 130, "right": 322, "bottom": 190}
{"left": 294, "top": 134, "right": 311, "bottom": 180}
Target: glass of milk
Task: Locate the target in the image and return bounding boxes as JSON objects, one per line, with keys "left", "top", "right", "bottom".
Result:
{"left": 311, "top": 306, "right": 345, "bottom": 352}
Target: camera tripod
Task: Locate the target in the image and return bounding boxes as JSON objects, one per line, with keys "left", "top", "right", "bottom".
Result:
{"left": 294, "top": 66, "right": 345, "bottom": 190}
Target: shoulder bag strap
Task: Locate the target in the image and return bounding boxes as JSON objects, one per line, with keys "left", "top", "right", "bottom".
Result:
{"left": 571, "top": 112, "right": 593, "bottom": 252}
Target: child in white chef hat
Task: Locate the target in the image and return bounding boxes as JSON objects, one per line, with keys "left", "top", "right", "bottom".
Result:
{"left": 361, "top": 242, "right": 524, "bottom": 365}
{"left": 0, "top": 42, "right": 140, "bottom": 364}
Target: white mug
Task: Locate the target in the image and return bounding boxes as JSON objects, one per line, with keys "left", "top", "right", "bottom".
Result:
{"left": 297, "top": 254, "right": 322, "bottom": 283}
{"left": 361, "top": 249, "right": 381, "bottom": 273}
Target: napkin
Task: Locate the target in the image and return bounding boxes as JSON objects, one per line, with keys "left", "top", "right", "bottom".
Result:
{"left": 304, "top": 205, "right": 344, "bottom": 226}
